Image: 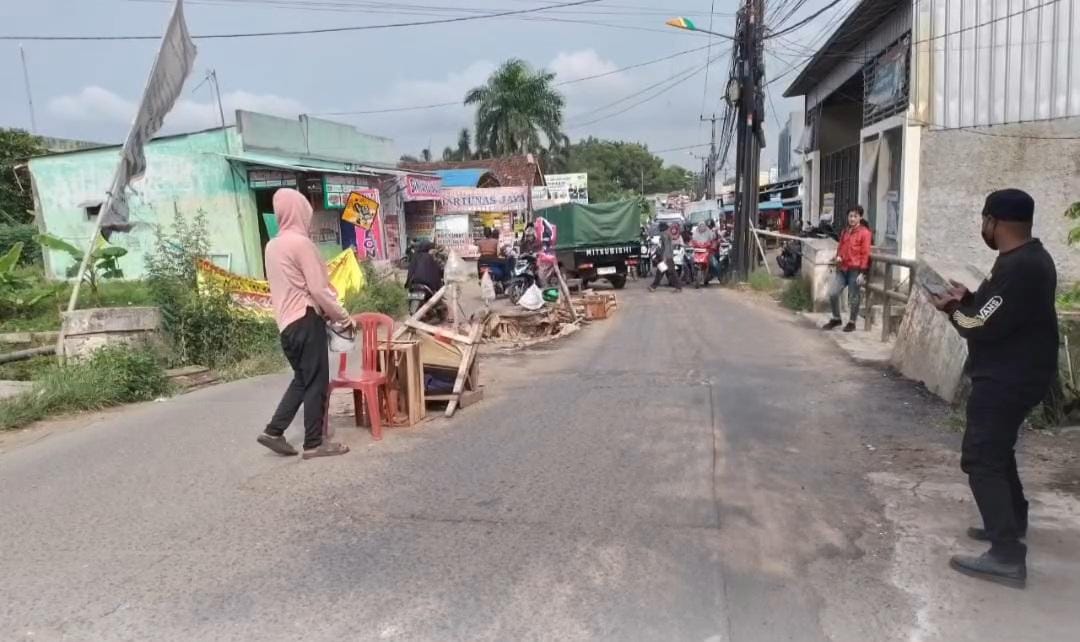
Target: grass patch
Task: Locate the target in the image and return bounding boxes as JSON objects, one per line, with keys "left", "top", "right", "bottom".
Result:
{"left": 0, "top": 279, "right": 156, "bottom": 333}
{"left": 780, "top": 278, "right": 813, "bottom": 311}
{"left": 747, "top": 268, "right": 780, "bottom": 292}
{"left": 0, "top": 345, "right": 170, "bottom": 431}
{"left": 0, "top": 355, "right": 54, "bottom": 382}
{"left": 344, "top": 265, "right": 408, "bottom": 318}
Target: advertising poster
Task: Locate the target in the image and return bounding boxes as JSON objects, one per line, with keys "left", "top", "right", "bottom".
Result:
{"left": 543, "top": 173, "right": 589, "bottom": 204}
{"left": 342, "top": 188, "right": 384, "bottom": 260}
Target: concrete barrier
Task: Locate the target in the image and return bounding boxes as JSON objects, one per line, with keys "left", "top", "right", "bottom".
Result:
{"left": 800, "top": 237, "right": 838, "bottom": 313}
{"left": 890, "top": 260, "right": 985, "bottom": 403}
{"left": 60, "top": 307, "right": 164, "bottom": 360}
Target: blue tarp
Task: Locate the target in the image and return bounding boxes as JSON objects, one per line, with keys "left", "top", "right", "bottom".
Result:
{"left": 436, "top": 168, "right": 488, "bottom": 187}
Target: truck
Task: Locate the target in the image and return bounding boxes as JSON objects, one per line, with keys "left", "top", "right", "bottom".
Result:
{"left": 536, "top": 200, "right": 642, "bottom": 290}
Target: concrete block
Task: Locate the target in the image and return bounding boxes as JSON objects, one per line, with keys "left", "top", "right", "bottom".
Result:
{"left": 60, "top": 307, "right": 164, "bottom": 360}
{"left": 890, "top": 260, "right": 985, "bottom": 403}
{"left": 800, "top": 238, "right": 838, "bottom": 313}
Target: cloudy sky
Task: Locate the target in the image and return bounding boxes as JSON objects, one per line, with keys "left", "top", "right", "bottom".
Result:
{"left": 0, "top": 0, "right": 846, "bottom": 172}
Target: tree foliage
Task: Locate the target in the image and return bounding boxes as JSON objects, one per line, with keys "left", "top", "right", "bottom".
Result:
{"left": 560, "top": 137, "right": 694, "bottom": 203}
{"left": 0, "top": 128, "right": 45, "bottom": 225}
{"left": 465, "top": 59, "right": 565, "bottom": 157}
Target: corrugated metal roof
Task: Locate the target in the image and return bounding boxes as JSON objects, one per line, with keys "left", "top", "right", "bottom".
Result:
{"left": 222, "top": 152, "right": 418, "bottom": 177}
{"left": 435, "top": 168, "right": 490, "bottom": 187}
{"left": 783, "top": 0, "right": 903, "bottom": 98}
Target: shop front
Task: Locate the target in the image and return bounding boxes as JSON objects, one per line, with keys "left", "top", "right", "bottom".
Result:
{"left": 400, "top": 173, "right": 443, "bottom": 249}
{"left": 438, "top": 186, "right": 529, "bottom": 257}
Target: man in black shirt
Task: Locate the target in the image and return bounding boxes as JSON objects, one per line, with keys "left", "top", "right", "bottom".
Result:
{"left": 931, "top": 188, "right": 1058, "bottom": 589}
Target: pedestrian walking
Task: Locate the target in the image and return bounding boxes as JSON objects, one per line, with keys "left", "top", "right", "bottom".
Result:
{"left": 930, "top": 188, "right": 1058, "bottom": 588}
{"left": 649, "top": 221, "right": 682, "bottom": 292}
{"left": 258, "top": 188, "right": 354, "bottom": 460}
{"left": 823, "top": 205, "right": 872, "bottom": 332}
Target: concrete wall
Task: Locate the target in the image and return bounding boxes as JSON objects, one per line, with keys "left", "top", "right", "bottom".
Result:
{"left": 890, "top": 259, "right": 986, "bottom": 403}
{"left": 801, "top": 237, "right": 838, "bottom": 312}
{"left": 237, "top": 111, "right": 397, "bottom": 165}
{"left": 915, "top": 117, "right": 1080, "bottom": 282}
{"left": 29, "top": 129, "right": 262, "bottom": 280}
{"left": 818, "top": 102, "right": 862, "bottom": 155}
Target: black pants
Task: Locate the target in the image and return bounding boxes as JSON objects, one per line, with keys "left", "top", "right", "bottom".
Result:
{"left": 651, "top": 261, "right": 681, "bottom": 289}
{"left": 265, "top": 308, "right": 329, "bottom": 450}
{"left": 962, "top": 382, "right": 1038, "bottom": 560}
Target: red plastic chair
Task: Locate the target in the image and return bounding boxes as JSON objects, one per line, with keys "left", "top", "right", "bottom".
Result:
{"left": 327, "top": 312, "right": 395, "bottom": 441}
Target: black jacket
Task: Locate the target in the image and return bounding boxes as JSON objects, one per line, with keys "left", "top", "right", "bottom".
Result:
{"left": 946, "top": 239, "right": 1058, "bottom": 395}
{"left": 406, "top": 252, "right": 443, "bottom": 292}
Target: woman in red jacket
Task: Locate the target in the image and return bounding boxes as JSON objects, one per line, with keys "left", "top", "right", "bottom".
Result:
{"left": 824, "top": 205, "right": 872, "bottom": 332}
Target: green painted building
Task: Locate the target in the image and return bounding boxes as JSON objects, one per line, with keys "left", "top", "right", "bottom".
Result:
{"left": 28, "top": 111, "right": 414, "bottom": 280}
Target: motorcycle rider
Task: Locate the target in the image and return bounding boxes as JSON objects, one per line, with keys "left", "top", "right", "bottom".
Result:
{"left": 405, "top": 241, "right": 444, "bottom": 293}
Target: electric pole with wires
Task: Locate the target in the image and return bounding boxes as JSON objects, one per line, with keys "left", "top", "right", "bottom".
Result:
{"left": 731, "top": 0, "right": 765, "bottom": 282}
{"left": 700, "top": 114, "right": 718, "bottom": 200}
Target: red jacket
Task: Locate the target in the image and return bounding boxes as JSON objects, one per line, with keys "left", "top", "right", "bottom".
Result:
{"left": 837, "top": 225, "right": 872, "bottom": 272}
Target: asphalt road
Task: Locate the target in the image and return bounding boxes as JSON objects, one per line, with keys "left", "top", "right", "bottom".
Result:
{"left": 2, "top": 281, "right": 1078, "bottom": 641}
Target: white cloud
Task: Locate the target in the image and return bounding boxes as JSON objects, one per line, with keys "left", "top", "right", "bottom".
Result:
{"left": 47, "top": 85, "right": 309, "bottom": 133}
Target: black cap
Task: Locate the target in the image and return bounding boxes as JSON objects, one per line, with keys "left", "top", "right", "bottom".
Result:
{"left": 983, "top": 188, "right": 1034, "bottom": 222}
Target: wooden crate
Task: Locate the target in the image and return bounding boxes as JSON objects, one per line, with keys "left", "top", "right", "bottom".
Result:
{"left": 379, "top": 340, "right": 426, "bottom": 427}
{"left": 583, "top": 292, "right": 617, "bottom": 320}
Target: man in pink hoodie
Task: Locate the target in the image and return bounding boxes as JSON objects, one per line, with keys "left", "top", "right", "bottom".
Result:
{"left": 257, "top": 188, "right": 353, "bottom": 459}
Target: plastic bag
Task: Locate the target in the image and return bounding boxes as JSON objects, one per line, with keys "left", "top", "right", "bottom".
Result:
{"left": 517, "top": 284, "right": 544, "bottom": 311}
{"left": 480, "top": 270, "right": 497, "bottom": 305}
{"left": 444, "top": 249, "right": 469, "bottom": 284}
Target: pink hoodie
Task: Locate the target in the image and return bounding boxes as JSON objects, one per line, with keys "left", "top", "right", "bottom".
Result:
{"left": 264, "top": 188, "right": 350, "bottom": 331}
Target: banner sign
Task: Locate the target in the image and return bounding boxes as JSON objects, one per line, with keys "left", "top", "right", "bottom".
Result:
{"left": 196, "top": 249, "right": 364, "bottom": 315}
{"left": 401, "top": 174, "right": 442, "bottom": 201}
{"left": 544, "top": 173, "right": 589, "bottom": 204}
{"left": 249, "top": 170, "right": 297, "bottom": 189}
{"left": 323, "top": 173, "right": 371, "bottom": 208}
{"left": 440, "top": 186, "right": 528, "bottom": 213}
{"left": 345, "top": 188, "right": 384, "bottom": 260}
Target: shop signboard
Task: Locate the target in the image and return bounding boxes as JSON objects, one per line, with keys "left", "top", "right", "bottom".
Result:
{"left": 323, "top": 173, "right": 371, "bottom": 209}
{"left": 440, "top": 186, "right": 528, "bottom": 213}
{"left": 248, "top": 170, "right": 297, "bottom": 189}
{"left": 401, "top": 174, "right": 442, "bottom": 201}
{"left": 543, "top": 173, "right": 589, "bottom": 204}
{"left": 344, "top": 188, "right": 384, "bottom": 261}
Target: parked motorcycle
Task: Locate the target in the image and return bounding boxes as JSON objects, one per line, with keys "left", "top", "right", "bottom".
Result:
{"left": 777, "top": 239, "right": 802, "bottom": 277}
{"left": 406, "top": 283, "right": 447, "bottom": 323}
{"left": 480, "top": 253, "right": 538, "bottom": 304}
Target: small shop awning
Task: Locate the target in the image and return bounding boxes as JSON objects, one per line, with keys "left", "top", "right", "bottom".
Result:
{"left": 720, "top": 201, "right": 790, "bottom": 213}
{"left": 222, "top": 152, "right": 413, "bottom": 177}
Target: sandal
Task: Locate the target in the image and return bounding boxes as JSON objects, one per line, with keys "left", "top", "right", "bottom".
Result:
{"left": 302, "top": 442, "right": 350, "bottom": 459}
{"left": 257, "top": 434, "right": 298, "bottom": 456}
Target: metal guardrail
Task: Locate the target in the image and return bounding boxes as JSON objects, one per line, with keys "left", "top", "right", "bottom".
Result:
{"left": 865, "top": 252, "right": 918, "bottom": 342}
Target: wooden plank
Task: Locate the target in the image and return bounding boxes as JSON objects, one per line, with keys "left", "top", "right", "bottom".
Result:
{"left": 392, "top": 285, "right": 448, "bottom": 340}
{"left": 404, "top": 319, "right": 474, "bottom": 346}
{"left": 553, "top": 263, "right": 579, "bottom": 323}
{"left": 444, "top": 322, "right": 483, "bottom": 417}
{"left": 457, "top": 389, "right": 484, "bottom": 408}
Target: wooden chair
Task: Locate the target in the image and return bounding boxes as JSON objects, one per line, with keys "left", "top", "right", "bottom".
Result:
{"left": 327, "top": 312, "right": 395, "bottom": 441}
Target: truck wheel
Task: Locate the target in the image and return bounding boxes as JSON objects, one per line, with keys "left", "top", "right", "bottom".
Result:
{"left": 608, "top": 275, "right": 626, "bottom": 290}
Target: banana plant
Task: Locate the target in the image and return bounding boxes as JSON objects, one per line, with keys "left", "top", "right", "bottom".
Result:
{"left": 0, "top": 242, "right": 54, "bottom": 313}
{"left": 36, "top": 233, "right": 127, "bottom": 294}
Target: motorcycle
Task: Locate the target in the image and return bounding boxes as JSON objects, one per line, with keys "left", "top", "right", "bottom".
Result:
{"left": 637, "top": 237, "right": 653, "bottom": 278}
{"left": 406, "top": 283, "right": 447, "bottom": 323}
{"left": 777, "top": 239, "right": 802, "bottom": 277}
{"left": 480, "top": 253, "right": 538, "bottom": 304}
{"left": 690, "top": 240, "right": 714, "bottom": 288}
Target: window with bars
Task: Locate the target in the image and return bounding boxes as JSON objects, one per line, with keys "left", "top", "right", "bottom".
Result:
{"left": 863, "top": 36, "right": 911, "bottom": 126}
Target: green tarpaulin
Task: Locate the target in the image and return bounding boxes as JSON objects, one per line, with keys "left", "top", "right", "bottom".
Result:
{"left": 537, "top": 200, "right": 640, "bottom": 250}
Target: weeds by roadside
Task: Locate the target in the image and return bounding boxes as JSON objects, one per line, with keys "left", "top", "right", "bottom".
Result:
{"left": 748, "top": 268, "right": 780, "bottom": 292}
{"left": 0, "top": 345, "right": 170, "bottom": 431}
{"left": 345, "top": 264, "right": 408, "bottom": 318}
{"left": 780, "top": 278, "right": 813, "bottom": 311}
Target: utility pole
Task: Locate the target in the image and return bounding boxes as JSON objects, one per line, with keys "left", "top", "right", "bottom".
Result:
{"left": 19, "top": 45, "right": 37, "bottom": 134}
{"left": 732, "top": 0, "right": 765, "bottom": 281}
{"left": 700, "top": 114, "right": 718, "bottom": 200}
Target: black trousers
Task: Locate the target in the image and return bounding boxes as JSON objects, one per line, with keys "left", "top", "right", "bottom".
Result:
{"left": 651, "top": 261, "right": 681, "bottom": 289}
{"left": 962, "top": 382, "right": 1038, "bottom": 559}
{"left": 265, "top": 308, "right": 329, "bottom": 450}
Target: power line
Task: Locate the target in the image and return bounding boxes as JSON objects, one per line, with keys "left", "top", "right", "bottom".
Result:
{"left": 317, "top": 43, "right": 716, "bottom": 116}
{"left": 0, "top": 0, "right": 604, "bottom": 41}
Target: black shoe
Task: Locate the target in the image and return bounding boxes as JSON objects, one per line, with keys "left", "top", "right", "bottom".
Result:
{"left": 257, "top": 433, "right": 298, "bottom": 456}
{"left": 823, "top": 319, "right": 842, "bottom": 330}
{"left": 967, "top": 526, "right": 1027, "bottom": 542}
{"left": 843, "top": 322, "right": 857, "bottom": 332}
{"left": 949, "top": 551, "right": 1026, "bottom": 589}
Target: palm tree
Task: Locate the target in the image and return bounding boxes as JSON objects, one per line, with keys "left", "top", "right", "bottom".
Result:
{"left": 465, "top": 59, "right": 565, "bottom": 157}
{"left": 455, "top": 128, "right": 472, "bottom": 160}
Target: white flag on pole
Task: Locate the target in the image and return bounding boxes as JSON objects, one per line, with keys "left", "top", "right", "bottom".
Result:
{"left": 99, "top": 0, "right": 197, "bottom": 236}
